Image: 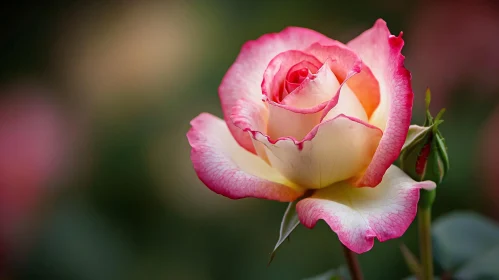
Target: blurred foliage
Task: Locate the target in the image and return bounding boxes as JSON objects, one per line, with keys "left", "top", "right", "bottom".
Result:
{"left": 0, "top": 0, "right": 496, "bottom": 279}
{"left": 433, "top": 212, "right": 499, "bottom": 279}
{"left": 303, "top": 266, "right": 350, "bottom": 280}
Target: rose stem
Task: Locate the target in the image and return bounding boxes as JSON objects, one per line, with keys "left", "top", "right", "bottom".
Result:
{"left": 342, "top": 244, "right": 363, "bottom": 280}
{"left": 418, "top": 207, "right": 434, "bottom": 280}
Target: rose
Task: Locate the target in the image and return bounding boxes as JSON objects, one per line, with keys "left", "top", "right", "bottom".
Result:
{"left": 187, "top": 19, "right": 435, "bottom": 253}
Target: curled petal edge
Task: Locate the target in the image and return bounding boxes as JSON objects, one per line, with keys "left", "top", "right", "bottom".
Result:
{"left": 296, "top": 165, "right": 436, "bottom": 253}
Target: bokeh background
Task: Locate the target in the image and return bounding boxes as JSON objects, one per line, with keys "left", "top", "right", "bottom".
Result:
{"left": 1, "top": 0, "right": 498, "bottom": 279}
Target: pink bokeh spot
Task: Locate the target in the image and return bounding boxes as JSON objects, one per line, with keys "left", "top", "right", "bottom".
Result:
{"left": 0, "top": 88, "right": 69, "bottom": 270}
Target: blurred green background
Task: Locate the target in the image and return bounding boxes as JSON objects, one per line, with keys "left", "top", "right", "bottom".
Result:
{"left": 1, "top": 0, "right": 498, "bottom": 279}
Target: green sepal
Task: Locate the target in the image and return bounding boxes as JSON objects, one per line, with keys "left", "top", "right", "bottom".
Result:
{"left": 268, "top": 200, "right": 300, "bottom": 265}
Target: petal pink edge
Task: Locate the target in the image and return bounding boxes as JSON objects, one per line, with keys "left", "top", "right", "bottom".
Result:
{"left": 187, "top": 113, "right": 303, "bottom": 202}
{"left": 296, "top": 179, "right": 435, "bottom": 254}
{"left": 349, "top": 19, "right": 414, "bottom": 187}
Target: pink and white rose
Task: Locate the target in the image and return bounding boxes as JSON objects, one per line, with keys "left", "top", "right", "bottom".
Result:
{"left": 187, "top": 19, "right": 435, "bottom": 253}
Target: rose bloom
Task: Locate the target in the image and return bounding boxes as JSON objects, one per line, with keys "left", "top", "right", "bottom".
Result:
{"left": 187, "top": 19, "right": 435, "bottom": 253}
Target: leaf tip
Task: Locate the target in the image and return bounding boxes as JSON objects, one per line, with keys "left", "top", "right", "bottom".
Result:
{"left": 425, "top": 88, "right": 432, "bottom": 110}
{"left": 267, "top": 252, "right": 276, "bottom": 267}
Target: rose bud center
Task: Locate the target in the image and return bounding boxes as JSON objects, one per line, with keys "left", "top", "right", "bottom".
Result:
{"left": 284, "top": 62, "right": 317, "bottom": 96}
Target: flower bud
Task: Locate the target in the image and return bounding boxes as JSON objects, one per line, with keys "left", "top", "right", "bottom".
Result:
{"left": 400, "top": 89, "right": 449, "bottom": 185}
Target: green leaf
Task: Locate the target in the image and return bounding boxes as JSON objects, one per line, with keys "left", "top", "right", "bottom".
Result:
{"left": 268, "top": 200, "right": 300, "bottom": 265}
{"left": 303, "top": 266, "right": 350, "bottom": 280}
{"left": 433, "top": 212, "right": 499, "bottom": 271}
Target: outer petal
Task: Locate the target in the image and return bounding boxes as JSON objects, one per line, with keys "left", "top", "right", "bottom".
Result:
{"left": 254, "top": 115, "right": 382, "bottom": 189}
{"left": 347, "top": 19, "right": 413, "bottom": 187}
{"left": 187, "top": 113, "right": 303, "bottom": 201}
{"left": 219, "top": 27, "right": 336, "bottom": 153}
{"left": 297, "top": 165, "right": 436, "bottom": 254}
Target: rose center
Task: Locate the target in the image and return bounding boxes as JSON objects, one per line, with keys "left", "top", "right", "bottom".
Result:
{"left": 288, "top": 68, "right": 310, "bottom": 84}
{"left": 285, "top": 67, "right": 313, "bottom": 94}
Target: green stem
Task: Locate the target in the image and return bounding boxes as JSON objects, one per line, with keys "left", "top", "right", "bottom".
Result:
{"left": 418, "top": 207, "right": 433, "bottom": 280}
{"left": 342, "top": 244, "right": 363, "bottom": 280}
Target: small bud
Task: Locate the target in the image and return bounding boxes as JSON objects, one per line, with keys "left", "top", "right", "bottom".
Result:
{"left": 400, "top": 89, "right": 449, "bottom": 185}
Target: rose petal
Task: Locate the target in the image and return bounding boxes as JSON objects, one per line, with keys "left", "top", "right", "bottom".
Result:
{"left": 347, "top": 19, "right": 413, "bottom": 187}
{"left": 254, "top": 115, "right": 382, "bottom": 189}
{"left": 296, "top": 165, "right": 436, "bottom": 254}
{"left": 322, "top": 80, "right": 368, "bottom": 123}
{"left": 285, "top": 61, "right": 318, "bottom": 94}
{"left": 306, "top": 42, "right": 380, "bottom": 118}
{"left": 261, "top": 50, "right": 322, "bottom": 102}
{"left": 266, "top": 63, "right": 338, "bottom": 140}
{"left": 187, "top": 113, "right": 303, "bottom": 201}
{"left": 267, "top": 58, "right": 366, "bottom": 140}
{"left": 230, "top": 99, "right": 270, "bottom": 163}
{"left": 266, "top": 102, "right": 323, "bottom": 143}
{"left": 281, "top": 61, "right": 339, "bottom": 109}
{"left": 219, "top": 27, "right": 336, "bottom": 153}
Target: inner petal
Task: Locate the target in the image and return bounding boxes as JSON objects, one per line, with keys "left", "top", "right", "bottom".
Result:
{"left": 267, "top": 62, "right": 338, "bottom": 140}
{"left": 306, "top": 42, "right": 380, "bottom": 119}
{"left": 281, "top": 61, "right": 339, "bottom": 109}
{"left": 261, "top": 50, "right": 322, "bottom": 103}
{"left": 282, "top": 60, "right": 367, "bottom": 123}
{"left": 267, "top": 59, "right": 368, "bottom": 141}
{"left": 322, "top": 82, "right": 368, "bottom": 123}
{"left": 284, "top": 61, "right": 318, "bottom": 95}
